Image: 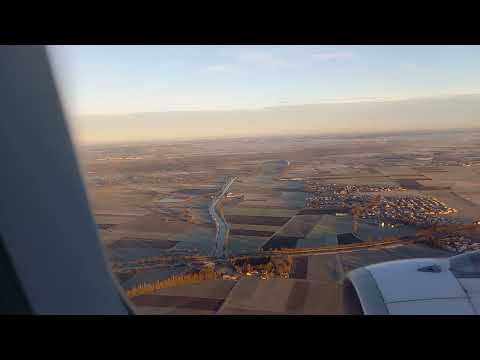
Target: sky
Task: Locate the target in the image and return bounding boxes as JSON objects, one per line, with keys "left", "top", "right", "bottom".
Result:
{"left": 47, "top": 45, "right": 480, "bottom": 142}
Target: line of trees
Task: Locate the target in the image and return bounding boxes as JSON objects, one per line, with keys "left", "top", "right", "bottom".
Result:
{"left": 232, "top": 255, "right": 293, "bottom": 276}
{"left": 127, "top": 268, "right": 220, "bottom": 298}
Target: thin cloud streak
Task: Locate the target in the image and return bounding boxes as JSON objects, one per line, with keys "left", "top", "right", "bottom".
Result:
{"left": 236, "top": 48, "right": 290, "bottom": 67}
{"left": 402, "top": 63, "right": 433, "bottom": 74}
{"left": 204, "top": 64, "right": 235, "bottom": 73}
{"left": 311, "top": 51, "right": 354, "bottom": 61}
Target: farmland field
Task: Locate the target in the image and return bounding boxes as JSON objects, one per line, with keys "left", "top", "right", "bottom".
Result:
{"left": 223, "top": 207, "right": 299, "bottom": 217}
{"left": 225, "top": 215, "right": 292, "bottom": 226}
{"left": 76, "top": 128, "right": 480, "bottom": 294}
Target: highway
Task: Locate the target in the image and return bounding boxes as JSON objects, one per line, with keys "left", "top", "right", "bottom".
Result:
{"left": 210, "top": 177, "right": 237, "bottom": 258}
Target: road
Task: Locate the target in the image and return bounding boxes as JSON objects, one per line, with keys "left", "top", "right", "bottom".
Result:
{"left": 210, "top": 177, "right": 237, "bottom": 258}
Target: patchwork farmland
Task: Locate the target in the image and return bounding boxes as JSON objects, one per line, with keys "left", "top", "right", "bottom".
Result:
{"left": 77, "top": 129, "right": 480, "bottom": 314}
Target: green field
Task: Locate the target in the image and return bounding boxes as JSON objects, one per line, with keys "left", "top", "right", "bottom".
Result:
{"left": 229, "top": 223, "right": 283, "bottom": 232}
{"left": 295, "top": 213, "right": 417, "bottom": 248}
{"left": 298, "top": 215, "right": 338, "bottom": 247}
{"left": 227, "top": 235, "right": 268, "bottom": 255}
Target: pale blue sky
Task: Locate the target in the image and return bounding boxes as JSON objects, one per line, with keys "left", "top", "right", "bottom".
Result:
{"left": 49, "top": 45, "right": 480, "bottom": 115}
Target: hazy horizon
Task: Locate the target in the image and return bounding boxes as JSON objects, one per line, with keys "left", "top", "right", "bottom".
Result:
{"left": 48, "top": 45, "right": 480, "bottom": 143}
{"left": 70, "top": 93, "right": 480, "bottom": 144}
